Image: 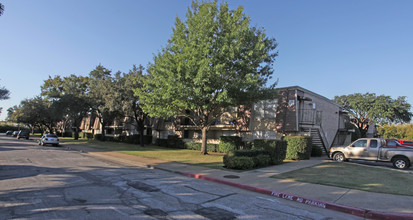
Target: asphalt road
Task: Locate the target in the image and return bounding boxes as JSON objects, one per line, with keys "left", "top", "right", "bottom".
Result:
{"left": 0, "top": 135, "right": 357, "bottom": 219}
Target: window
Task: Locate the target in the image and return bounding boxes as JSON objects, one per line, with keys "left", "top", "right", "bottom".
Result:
{"left": 184, "top": 130, "right": 189, "bottom": 138}
{"left": 253, "top": 100, "right": 277, "bottom": 119}
{"left": 353, "top": 140, "right": 367, "bottom": 147}
{"left": 387, "top": 141, "right": 397, "bottom": 147}
{"left": 370, "top": 140, "right": 378, "bottom": 148}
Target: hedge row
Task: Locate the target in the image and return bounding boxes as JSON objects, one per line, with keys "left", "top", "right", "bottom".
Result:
{"left": 0, "top": 125, "right": 20, "bottom": 133}
{"left": 223, "top": 153, "right": 272, "bottom": 170}
{"left": 218, "top": 136, "right": 243, "bottom": 153}
{"left": 223, "top": 140, "right": 287, "bottom": 170}
{"left": 252, "top": 139, "right": 287, "bottom": 165}
{"left": 93, "top": 134, "right": 153, "bottom": 145}
{"left": 222, "top": 136, "right": 317, "bottom": 169}
{"left": 284, "top": 136, "right": 312, "bottom": 160}
{"left": 158, "top": 135, "right": 244, "bottom": 153}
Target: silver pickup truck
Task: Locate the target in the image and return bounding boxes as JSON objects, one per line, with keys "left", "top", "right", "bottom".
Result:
{"left": 330, "top": 138, "right": 413, "bottom": 169}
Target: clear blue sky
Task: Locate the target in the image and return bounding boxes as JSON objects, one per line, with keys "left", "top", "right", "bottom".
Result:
{"left": 1, "top": 0, "right": 412, "bottom": 120}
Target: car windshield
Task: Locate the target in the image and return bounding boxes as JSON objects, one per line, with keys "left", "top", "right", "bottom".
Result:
{"left": 46, "top": 134, "right": 58, "bottom": 138}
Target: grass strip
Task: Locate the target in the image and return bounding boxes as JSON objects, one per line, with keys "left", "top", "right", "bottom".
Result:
{"left": 60, "top": 137, "right": 225, "bottom": 169}
{"left": 272, "top": 162, "right": 413, "bottom": 196}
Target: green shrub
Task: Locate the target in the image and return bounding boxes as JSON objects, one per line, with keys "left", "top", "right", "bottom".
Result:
{"left": 254, "top": 154, "right": 272, "bottom": 168}
{"left": 165, "top": 135, "right": 185, "bottom": 148}
{"left": 218, "top": 136, "right": 243, "bottom": 153}
{"left": 252, "top": 139, "right": 287, "bottom": 165}
{"left": 0, "top": 124, "right": 20, "bottom": 133}
{"left": 85, "top": 133, "right": 94, "bottom": 139}
{"left": 105, "top": 136, "right": 115, "bottom": 142}
{"left": 243, "top": 141, "right": 254, "bottom": 150}
{"left": 185, "top": 142, "right": 217, "bottom": 152}
{"left": 229, "top": 149, "right": 267, "bottom": 157}
{"left": 157, "top": 139, "right": 168, "bottom": 147}
{"left": 94, "top": 134, "right": 103, "bottom": 141}
{"left": 284, "top": 136, "right": 312, "bottom": 160}
{"left": 185, "top": 142, "right": 202, "bottom": 150}
{"left": 225, "top": 150, "right": 272, "bottom": 169}
{"left": 124, "top": 135, "right": 139, "bottom": 144}
{"left": 223, "top": 155, "right": 255, "bottom": 170}
{"left": 144, "top": 135, "right": 153, "bottom": 145}
{"left": 311, "top": 145, "right": 323, "bottom": 157}
{"left": 56, "top": 131, "right": 72, "bottom": 137}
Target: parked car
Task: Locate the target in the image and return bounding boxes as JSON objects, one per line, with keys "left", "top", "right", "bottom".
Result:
{"left": 6, "top": 130, "right": 13, "bottom": 136}
{"left": 12, "top": 131, "right": 19, "bottom": 137}
{"left": 17, "top": 130, "right": 30, "bottom": 139}
{"left": 330, "top": 138, "right": 413, "bottom": 169}
{"left": 39, "top": 134, "right": 59, "bottom": 146}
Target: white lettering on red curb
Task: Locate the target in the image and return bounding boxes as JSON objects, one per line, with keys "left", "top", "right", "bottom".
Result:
{"left": 271, "top": 192, "right": 327, "bottom": 209}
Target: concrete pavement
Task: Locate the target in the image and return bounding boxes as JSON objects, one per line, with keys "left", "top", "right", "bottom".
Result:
{"left": 65, "top": 144, "right": 413, "bottom": 219}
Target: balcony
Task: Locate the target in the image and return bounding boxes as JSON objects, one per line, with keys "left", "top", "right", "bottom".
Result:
{"left": 299, "top": 109, "right": 322, "bottom": 126}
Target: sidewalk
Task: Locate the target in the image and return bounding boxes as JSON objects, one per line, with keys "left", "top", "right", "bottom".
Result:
{"left": 66, "top": 144, "right": 413, "bottom": 219}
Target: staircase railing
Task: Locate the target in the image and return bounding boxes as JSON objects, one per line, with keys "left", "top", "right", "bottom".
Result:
{"left": 318, "top": 126, "right": 330, "bottom": 157}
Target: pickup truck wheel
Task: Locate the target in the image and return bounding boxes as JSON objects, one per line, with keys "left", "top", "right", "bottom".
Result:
{"left": 392, "top": 157, "right": 410, "bottom": 170}
{"left": 333, "top": 152, "right": 345, "bottom": 162}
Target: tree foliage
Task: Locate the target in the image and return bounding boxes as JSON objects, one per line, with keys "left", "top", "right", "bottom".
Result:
{"left": 88, "top": 65, "right": 123, "bottom": 140}
{"left": 135, "top": 0, "right": 278, "bottom": 154}
{"left": 41, "top": 74, "right": 90, "bottom": 139}
{"left": 0, "top": 85, "right": 10, "bottom": 100}
{"left": 8, "top": 97, "right": 60, "bottom": 134}
{"left": 0, "top": 81, "right": 10, "bottom": 115}
{"left": 377, "top": 124, "right": 413, "bottom": 140}
{"left": 334, "top": 93, "right": 412, "bottom": 137}
{"left": 0, "top": 3, "right": 4, "bottom": 16}
{"left": 116, "top": 65, "right": 149, "bottom": 146}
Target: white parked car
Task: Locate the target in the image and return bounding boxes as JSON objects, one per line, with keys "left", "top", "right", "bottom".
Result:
{"left": 39, "top": 134, "right": 60, "bottom": 146}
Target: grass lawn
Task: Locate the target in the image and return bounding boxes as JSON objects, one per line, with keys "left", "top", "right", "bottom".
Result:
{"left": 273, "top": 162, "right": 413, "bottom": 196}
{"left": 59, "top": 137, "right": 225, "bottom": 169}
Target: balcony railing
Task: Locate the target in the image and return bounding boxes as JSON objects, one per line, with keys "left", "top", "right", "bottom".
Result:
{"left": 299, "top": 109, "right": 322, "bottom": 126}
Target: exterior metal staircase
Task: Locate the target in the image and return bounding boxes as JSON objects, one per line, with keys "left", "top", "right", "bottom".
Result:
{"left": 303, "top": 128, "right": 330, "bottom": 157}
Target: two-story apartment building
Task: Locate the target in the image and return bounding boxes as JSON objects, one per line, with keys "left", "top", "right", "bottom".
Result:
{"left": 158, "top": 86, "right": 353, "bottom": 154}
{"left": 79, "top": 86, "right": 353, "bottom": 154}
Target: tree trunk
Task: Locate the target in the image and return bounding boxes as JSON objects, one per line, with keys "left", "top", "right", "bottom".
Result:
{"left": 73, "top": 119, "right": 80, "bottom": 140}
{"left": 201, "top": 127, "right": 208, "bottom": 155}
{"left": 101, "top": 121, "right": 106, "bottom": 141}
{"left": 73, "top": 127, "right": 79, "bottom": 140}
{"left": 359, "top": 123, "right": 369, "bottom": 138}
{"left": 139, "top": 127, "right": 144, "bottom": 147}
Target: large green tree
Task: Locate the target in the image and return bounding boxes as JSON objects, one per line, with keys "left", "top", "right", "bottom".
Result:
{"left": 116, "top": 65, "right": 149, "bottom": 146}
{"left": 334, "top": 93, "right": 412, "bottom": 137}
{"left": 135, "top": 1, "right": 278, "bottom": 154}
{"left": 41, "top": 75, "right": 90, "bottom": 139}
{"left": 88, "top": 65, "right": 122, "bottom": 140}
{"left": 10, "top": 97, "right": 61, "bottom": 134}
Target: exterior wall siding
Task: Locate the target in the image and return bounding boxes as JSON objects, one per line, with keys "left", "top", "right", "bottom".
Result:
{"left": 298, "top": 90, "right": 341, "bottom": 147}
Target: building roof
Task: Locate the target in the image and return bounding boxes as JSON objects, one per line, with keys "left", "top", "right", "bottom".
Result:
{"left": 276, "top": 86, "right": 342, "bottom": 108}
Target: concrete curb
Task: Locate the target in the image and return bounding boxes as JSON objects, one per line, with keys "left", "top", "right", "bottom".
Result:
{"left": 178, "top": 171, "right": 413, "bottom": 220}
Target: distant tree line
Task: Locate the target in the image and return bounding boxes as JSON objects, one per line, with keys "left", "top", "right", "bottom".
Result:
{"left": 334, "top": 93, "right": 412, "bottom": 138}
{"left": 377, "top": 124, "right": 413, "bottom": 140}
{"left": 7, "top": 64, "right": 150, "bottom": 146}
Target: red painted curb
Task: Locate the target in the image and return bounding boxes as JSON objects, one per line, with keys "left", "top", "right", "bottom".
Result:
{"left": 180, "top": 172, "right": 413, "bottom": 220}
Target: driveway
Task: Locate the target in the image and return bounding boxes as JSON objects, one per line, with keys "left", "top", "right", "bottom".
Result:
{"left": 0, "top": 135, "right": 357, "bottom": 219}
